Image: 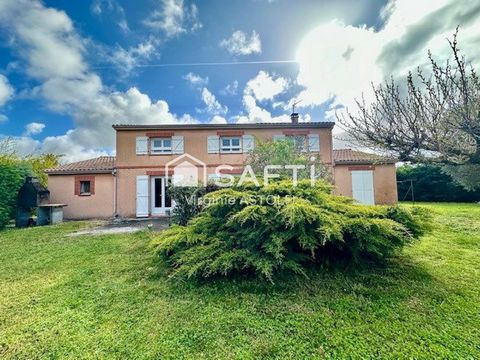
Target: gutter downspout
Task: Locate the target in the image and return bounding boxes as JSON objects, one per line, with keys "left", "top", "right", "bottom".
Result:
{"left": 112, "top": 168, "right": 118, "bottom": 218}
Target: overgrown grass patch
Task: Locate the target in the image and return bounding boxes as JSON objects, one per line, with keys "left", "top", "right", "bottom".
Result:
{"left": 0, "top": 203, "right": 479, "bottom": 359}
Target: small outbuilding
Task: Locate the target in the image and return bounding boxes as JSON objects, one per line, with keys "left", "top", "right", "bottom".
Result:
{"left": 333, "top": 149, "right": 398, "bottom": 205}
{"left": 45, "top": 156, "right": 116, "bottom": 219}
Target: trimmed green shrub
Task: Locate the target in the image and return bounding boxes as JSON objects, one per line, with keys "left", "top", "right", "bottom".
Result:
{"left": 152, "top": 180, "right": 430, "bottom": 281}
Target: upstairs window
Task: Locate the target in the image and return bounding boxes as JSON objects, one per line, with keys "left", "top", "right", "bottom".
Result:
{"left": 151, "top": 138, "right": 172, "bottom": 154}
{"left": 287, "top": 135, "right": 307, "bottom": 152}
{"left": 220, "top": 137, "right": 242, "bottom": 153}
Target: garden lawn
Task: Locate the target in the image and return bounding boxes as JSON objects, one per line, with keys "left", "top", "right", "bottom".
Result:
{"left": 0, "top": 203, "right": 479, "bottom": 359}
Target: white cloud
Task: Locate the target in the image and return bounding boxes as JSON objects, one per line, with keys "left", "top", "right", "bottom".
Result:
{"left": 234, "top": 71, "right": 295, "bottom": 124}
{"left": 244, "top": 71, "right": 288, "bottom": 102}
{"left": 220, "top": 80, "right": 239, "bottom": 96}
{"left": 0, "top": 114, "right": 8, "bottom": 123}
{"left": 144, "top": 0, "right": 202, "bottom": 38}
{"left": 0, "top": 74, "right": 14, "bottom": 106}
{"left": 183, "top": 72, "right": 208, "bottom": 86}
{"left": 109, "top": 37, "right": 159, "bottom": 75}
{"left": 198, "top": 88, "right": 228, "bottom": 116}
{"left": 236, "top": 94, "right": 290, "bottom": 123}
{"left": 210, "top": 115, "right": 227, "bottom": 124}
{"left": 220, "top": 30, "right": 262, "bottom": 56}
{"left": 118, "top": 19, "right": 130, "bottom": 33}
{"left": 2, "top": 135, "right": 41, "bottom": 157}
{"left": 295, "top": 0, "right": 480, "bottom": 123}
{"left": 90, "top": 1, "right": 102, "bottom": 15}
{"left": 0, "top": 0, "right": 196, "bottom": 161}
{"left": 296, "top": 20, "right": 382, "bottom": 116}
{"left": 24, "top": 122, "right": 45, "bottom": 136}
{"left": 91, "top": 0, "right": 130, "bottom": 33}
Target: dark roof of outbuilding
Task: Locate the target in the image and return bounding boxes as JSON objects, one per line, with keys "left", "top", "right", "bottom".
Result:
{"left": 333, "top": 149, "right": 396, "bottom": 164}
{"left": 46, "top": 156, "right": 116, "bottom": 175}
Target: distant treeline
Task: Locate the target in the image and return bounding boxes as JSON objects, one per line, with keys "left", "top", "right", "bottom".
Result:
{"left": 397, "top": 165, "right": 480, "bottom": 202}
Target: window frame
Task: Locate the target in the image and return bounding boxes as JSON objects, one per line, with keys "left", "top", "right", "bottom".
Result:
{"left": 220, "top": 136, "right": 242, "bottom": 153}
{"left": 75, "top": 175, "right": 95, "bottom": 196}
{"left": 286, "top": 135, "right": 307, "bottom": 152}
{"left": 150, "top": 137, "right": 173, "bottom": 154}
{"left": 79, "top": 180, "right": 91, "bottom": 196}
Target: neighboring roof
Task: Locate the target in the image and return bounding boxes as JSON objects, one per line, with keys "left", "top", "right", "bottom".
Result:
{"left": 333, "top": 149, "right": 396, "bottom": 165}
{"left": 46, "top": 156, "right": 116, "bottom": 175}
{"left": 112, "top": 122, "right": 335, "bottom": 131}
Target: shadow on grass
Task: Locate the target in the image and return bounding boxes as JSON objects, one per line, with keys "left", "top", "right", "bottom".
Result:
{"left": 143, "top": 251, "right": 445, "bottom": 307}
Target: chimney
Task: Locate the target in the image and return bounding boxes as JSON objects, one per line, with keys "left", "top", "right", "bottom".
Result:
{"left": 291, "top": 112, "right": 299, "bottom": 124}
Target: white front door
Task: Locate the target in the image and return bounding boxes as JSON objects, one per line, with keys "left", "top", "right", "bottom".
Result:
{"left": 351, "top": 170, "right": 375, "bottom": 205}
{"left": 151, "top": 177, "right": 172, "bottom": 215}
{"left": 136, "top": 175, "right": 149, "bottom": 217}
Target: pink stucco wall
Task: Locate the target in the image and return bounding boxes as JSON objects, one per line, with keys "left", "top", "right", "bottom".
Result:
{"left": 48, "top": 174, "right": 114, "bottom": 219}
{"left": 333, "top": 164, "right": 398, "bottom": 205}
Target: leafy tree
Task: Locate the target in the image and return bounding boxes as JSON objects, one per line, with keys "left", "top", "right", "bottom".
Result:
{"left": 247, "top": 138, "right": 331, "bottom": 181}
{"left": 25, "top": 153, "right": 61, "bottom": 186}
{"left": 152, "top": 180, "right": 430, "bottom": 281}
{"left": 338, "top": 29, "right": 480, "bottom": 190}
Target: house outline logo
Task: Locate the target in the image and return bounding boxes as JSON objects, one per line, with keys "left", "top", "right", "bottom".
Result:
{"left": 165, "top": 153, "right": 207, "bottom": 187}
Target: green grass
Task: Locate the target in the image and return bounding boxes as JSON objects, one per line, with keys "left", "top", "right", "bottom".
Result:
{"left": 0, "top": 203, "right": 479, "bottom": 359}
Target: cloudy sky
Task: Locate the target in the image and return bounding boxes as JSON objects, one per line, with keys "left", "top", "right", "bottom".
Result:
{"left": 0, "top": 0, "right": 479, "bottom": 161}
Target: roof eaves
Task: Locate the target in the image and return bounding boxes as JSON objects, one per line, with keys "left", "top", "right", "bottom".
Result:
{"left": 334, "top": 159, "right": 396, "bottom": 165}
{"left": 112, "top": 122, "right": 335, "bottom": 130}
{"left": 45, "top": 169, "right": 114, "bottom": 175}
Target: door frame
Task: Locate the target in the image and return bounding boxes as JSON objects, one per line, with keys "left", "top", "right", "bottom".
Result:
{"left": 150, "top": 176, "right": 172, "bottom": 215}
{"left": 351, "top": 170, "right": 375, "bottom": 205}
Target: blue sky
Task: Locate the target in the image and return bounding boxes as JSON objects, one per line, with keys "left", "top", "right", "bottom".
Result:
{"left": 0, "top": 0, "right": 478, "bottom": 161}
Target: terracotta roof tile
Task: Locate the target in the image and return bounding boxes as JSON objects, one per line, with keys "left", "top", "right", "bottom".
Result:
{"left": 333, "top": 149, "right": 395, "bottom": 164}
{"left": 46, "top": 156, "right": 116, "bottom": 174}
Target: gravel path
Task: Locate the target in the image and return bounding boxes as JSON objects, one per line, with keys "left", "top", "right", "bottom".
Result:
{"left": 69, "top": 218, "right": 170, "bottom": 236}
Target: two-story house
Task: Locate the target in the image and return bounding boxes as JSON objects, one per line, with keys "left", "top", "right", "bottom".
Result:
{"left": 46, "top": 115, "right": 397, "bottom": 219}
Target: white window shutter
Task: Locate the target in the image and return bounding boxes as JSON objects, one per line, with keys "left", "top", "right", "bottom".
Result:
{"left": 136, "top": 175, "right": 149, "bottom": 217}
{"left": 308, "top": 134, "right": 320, "bottom": 152}
{"left": 242, "top": 135, "right": 255, "bottom": 152}
{"left": 207, "top": 135, "right": 220, "bottom": 153}
{"left": 136, "top": 136, "right": 148, "bottom": 155}
{"left": 172, "top": 136, "right": 184, "bottom": 154}
{"left": 273, "top": 135, "right": 285, "bottom": 142}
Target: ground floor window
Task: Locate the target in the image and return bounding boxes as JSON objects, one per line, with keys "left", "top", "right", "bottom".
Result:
{"left": 79, "top": 181, "right": 91, "bottom": 195}
{"left": 75, "top": 175, "right": 95, "bottom": 196}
